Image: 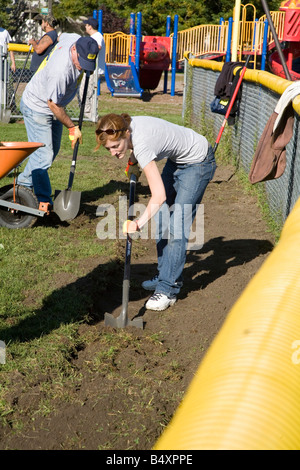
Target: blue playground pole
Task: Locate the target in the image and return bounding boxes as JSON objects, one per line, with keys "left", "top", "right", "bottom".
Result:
{"left": 226, "top": 17, "right": 233, "bottom": 62}
{"left": 171, "top": 14, "right": 178, "bottom": 97}
{"left": 261, "top": 19, "right": 269, "bottom": 71}
{"left": 92, "top": 10, "right": 104, "bottom": 95}
{"left": 135, "top": 12, "right": 142, "bottom": 76}
{"left": 252, "top": 18, "right": 258, "bottom": 51}
{"left": 164, "top": 15, "right": 171, "bottom": 94}
{"left": 130, "top": 13, "right": 135, "bottom": 35}
{"left": 98, "top": 9, "right": 103, "bottom": 33}
{"left": 218, "top": 17, "right": 224, "bottom": 51}
{"left": 129, "top": 13, "right": 135, "bottom": 59}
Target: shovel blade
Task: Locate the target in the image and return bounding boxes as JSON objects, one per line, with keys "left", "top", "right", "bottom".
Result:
{"left": 104, "top": 312, "right": 144, "bottom": 329}
{"left": 53, "top": 189, "right": 81, "bottom": 221}
{"left": 2, "top": 109, "right": 11, "bottom": 124}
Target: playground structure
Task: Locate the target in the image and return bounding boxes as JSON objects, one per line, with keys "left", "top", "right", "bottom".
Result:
{"left": 101, "top": 11, "right": 174, "bottom": 97}
{"left": 269, "top": 0, "right": 300, "bottom": 80}
{"left": 1, "top": 0, "right": 299, "bottom": 116}
{"left": 97, "top": 0, "right": 300, "bottom": 97}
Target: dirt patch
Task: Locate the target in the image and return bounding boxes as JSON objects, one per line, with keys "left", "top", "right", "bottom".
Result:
{"left": 0, "top": 77, "right": 275, "bottom": 450}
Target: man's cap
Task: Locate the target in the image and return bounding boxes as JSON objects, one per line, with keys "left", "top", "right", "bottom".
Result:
{"left": 83, "top": 17, "right": 98, "bottom": 30}
{"left": 76, "top": 36, "right": 99, "bottom": 71}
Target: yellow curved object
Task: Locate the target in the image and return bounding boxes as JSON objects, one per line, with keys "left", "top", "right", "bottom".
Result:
{"left": 154, "top": 197, "right": 300, "bottom": 450}
{"left": 188, "top": 57, "right": 300, "bottom": 118}
{"left": 8, "top": 43, "right": 31, "bottom": 53}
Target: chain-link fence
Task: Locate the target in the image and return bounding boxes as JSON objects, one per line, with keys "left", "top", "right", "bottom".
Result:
{"left": 1, "top": 46, "right": 99, "bottom": 122}
{"left": 183, "top": 60, "right": 300, "bottom": 231}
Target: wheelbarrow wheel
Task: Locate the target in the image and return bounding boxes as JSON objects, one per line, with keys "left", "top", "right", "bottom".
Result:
{"left": 0, "top": 185, "right": 38, "bottom": 229}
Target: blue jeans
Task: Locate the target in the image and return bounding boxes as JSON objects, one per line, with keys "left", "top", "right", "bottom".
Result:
{"left": 17, "top": 98, "right": 63, "bottom": 203}
{"left": 154, "top": 146, "right": 217, "bottom": 298}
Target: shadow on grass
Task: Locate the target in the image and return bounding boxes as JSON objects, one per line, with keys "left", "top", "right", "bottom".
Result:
{"left": 79, "top": 179, "right": 151, "bottom": 219}
{"left": 0, "top": 236, "right": 274, "bottom": 343}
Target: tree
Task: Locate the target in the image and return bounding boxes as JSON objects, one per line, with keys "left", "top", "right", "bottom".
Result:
{"left": 4, "top": 0, "right": 285, "bottom": 39}
{"left": 53, "top": 1, "right": 128, "bottom": 33}
{"left": 5, "top": 0, "right": 28, "bottom": 38}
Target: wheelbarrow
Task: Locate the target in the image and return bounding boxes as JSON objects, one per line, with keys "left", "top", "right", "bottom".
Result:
{"left": 0, "top": 141, "right": 51, "bottom": 229}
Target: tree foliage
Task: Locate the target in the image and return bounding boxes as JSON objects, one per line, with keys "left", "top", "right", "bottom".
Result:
{"left": 4, "top": 0, "right": 28, "bottom": 38}
{"left": 4, "top": 0, "right": 286, "bottom": 38}
{"left": 53, "top": 1, "right": 128, "bottom": 33}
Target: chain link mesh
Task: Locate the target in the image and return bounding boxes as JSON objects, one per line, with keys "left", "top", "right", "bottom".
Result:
{"left": 4, "top": 49, "right": 98, "bottom": 122}
{"left": 184, "top": 63, "right": 300, "bottom": 230}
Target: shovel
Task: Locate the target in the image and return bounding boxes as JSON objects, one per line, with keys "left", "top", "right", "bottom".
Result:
{"left": 3, "top": 45, "right": 32, "bottom": 123}
{"left": 53, "top": 71, "right": 90, "bottom": 221}
{"left": 105, "top": 174, "right": 144, "bottom": 329}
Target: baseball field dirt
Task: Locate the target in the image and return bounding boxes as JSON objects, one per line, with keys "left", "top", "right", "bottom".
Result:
{"left": 0, "top": 75, "right": 276, "bottom": 451}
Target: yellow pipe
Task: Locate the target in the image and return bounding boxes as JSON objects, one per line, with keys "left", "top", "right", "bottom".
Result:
{"left": 232, "top": 0, "right": 241, "bottom": 61}
{"left": 8, "top": 43, "right": 31, "bottom": 53}
{"left": 186, "top": 55, "right": 300, "bottom": 116}
{"left": 154, "top": 197, "right": 300, "bottom": 450}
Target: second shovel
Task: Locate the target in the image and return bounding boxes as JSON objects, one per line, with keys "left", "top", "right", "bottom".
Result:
{"left": 53, "top": 71, "right": 90, "bottom": 221}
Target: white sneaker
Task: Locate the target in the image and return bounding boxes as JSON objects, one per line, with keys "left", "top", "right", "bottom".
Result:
{"left": 142, "top": 275, "right": 159, "bottom": 291}
{"left": 145, "top": 293, "right": 176, "bottom": 311}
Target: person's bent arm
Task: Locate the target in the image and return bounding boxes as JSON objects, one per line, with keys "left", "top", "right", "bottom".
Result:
{"left": 124, "top": 160, "right": 166, "bottom": 234}
{"left": 29, "top": 35, "right": 54, "bottom": 55}
{"left": 47, "top": 99, "right": 75, "bottom": 128}
{"left": 47, "top": 99, "right": 82, "bottom": 149}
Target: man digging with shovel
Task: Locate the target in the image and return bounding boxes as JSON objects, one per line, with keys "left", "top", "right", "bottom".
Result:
{"left": 16, "top": 33, "right": 99, "bottom": 215}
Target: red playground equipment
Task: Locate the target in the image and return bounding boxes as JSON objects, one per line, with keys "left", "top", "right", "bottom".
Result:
{"left": 269, "top": 0, "right": 300, "bottom": 80}
{"left": 139, "top": 36, "right": 171, "bottom": 90}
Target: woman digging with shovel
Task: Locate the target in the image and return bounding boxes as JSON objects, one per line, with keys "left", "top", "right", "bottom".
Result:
{"left": 95, "top": 113, "right": 216, "bottom": 312}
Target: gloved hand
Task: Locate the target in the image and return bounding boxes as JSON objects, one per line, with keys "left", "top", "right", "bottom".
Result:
{"left": 68, "top": 126, "right": 82, "bottom": 149}
{"left": 125, "top": 160, "right": 142, "bottom": 181}
{"left": 122, "top": 219, "right": 140, "bottom": 235}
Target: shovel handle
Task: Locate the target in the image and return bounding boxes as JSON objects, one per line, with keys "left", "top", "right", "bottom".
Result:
{"left": 213, "top": 55, "right": 250, "bottom": 153}
{"left": 123, "top": 174, "right": 137, "bottom": 281}
{"left": 67, "top": 71, "right": 91, "bottom": 190}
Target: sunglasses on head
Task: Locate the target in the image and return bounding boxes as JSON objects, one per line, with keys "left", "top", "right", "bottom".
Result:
{"left": 96, "top": 128, "right": 127, "bottom": 136}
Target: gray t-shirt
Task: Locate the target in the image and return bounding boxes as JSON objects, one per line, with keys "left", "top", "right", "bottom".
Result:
{"left": 22, "top": 33, "right": 83, "bottom": 115}
{"left": 130, "top": 116, "right": 209, "bottom": 169}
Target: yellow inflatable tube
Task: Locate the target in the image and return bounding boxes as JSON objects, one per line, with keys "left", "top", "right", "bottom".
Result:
{"left": 154, "top": 197, "right": 300, "bottom": 450}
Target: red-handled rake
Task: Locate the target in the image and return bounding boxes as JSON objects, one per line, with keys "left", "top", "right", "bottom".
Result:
{"left": 213, "top": 55, "right": 251, "bottom": 154}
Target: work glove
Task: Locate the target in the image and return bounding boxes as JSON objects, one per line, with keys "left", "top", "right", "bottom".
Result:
{"left": 125, "top": 159, "right": 142, "bottom": 181}
{"left": 68, "top": 126, "right": 82, "bottom": 149}
{"left": 122, "top": 219, "right": 140, "bottom": 236}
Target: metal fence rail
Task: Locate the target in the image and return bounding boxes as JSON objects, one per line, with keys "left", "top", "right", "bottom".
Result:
{"left": 183, "top": 60, "right": 300, "bottom": 230}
